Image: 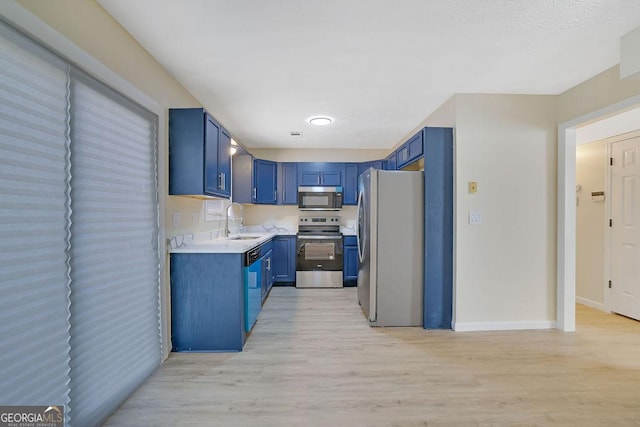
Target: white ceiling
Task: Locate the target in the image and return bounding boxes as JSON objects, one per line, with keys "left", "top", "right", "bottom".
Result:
{"left": 97, "top": 0, "right": 640, "bottom": 150}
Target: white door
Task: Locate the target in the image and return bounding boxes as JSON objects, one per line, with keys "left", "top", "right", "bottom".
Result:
{"left": 611, "top": 136, "right": 640, "bottom": 320}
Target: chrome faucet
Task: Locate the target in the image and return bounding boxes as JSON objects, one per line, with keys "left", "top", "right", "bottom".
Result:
{"left": 225, "top": 202, "right": 244, "bottom": 237}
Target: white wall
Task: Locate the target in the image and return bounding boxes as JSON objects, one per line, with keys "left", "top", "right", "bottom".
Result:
{"left": 575, "top": 140, "right": 606, "bottom": 309}
{"left": 576, "top": 107, "right": 640, "bottom": 145}
{"left": 557, "top": 65, "right": 640, "bottom": 124}
{"left": 452, "top": 94, "right": 558, "bottom": 330}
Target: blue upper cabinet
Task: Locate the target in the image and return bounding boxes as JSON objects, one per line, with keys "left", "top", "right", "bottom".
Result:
{"left": 254, "top": 159, "right": 277, "bottom": 204}
{"left": 396, "top": 130, "right": 424, "bottom": 169}
{"left": 231, "top": 154, "right": 254, "bottom": 203}
{"left": 169, "top": 108, "right": 231, "bottom": 198}
{"left": 358, "top": 160, "right": 383, "bottom": 178}
{"left": 298, "top": 162, "right": 344, "bottom": 186}
{"left": 384, "top": 151, "right": 397, "bottom": 170}
{"left": 203, "top": 116, "right": 220, "bottom": 194}
{"left": 218, "top": 127, "right": 232, "bottom": 197}
{"left": 278, "top": 162, "right": 298, "bottom": 205}
{"left": 343, "top": 163, "right": 358, "bottom": 205}
{"left": 232, "top": 155, "right": 277, "bottom": 204}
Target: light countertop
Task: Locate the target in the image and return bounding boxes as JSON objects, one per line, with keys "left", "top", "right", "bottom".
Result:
{"left": 169, "top": 232, "right": 279, "bottom": 254}
{"left": 168, "top": 224, "right": 355, "bottom": 254}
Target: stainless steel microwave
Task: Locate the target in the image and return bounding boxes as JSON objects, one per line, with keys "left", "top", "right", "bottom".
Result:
{"left": 298, "top": 186, "right": 343, "bottom": 210}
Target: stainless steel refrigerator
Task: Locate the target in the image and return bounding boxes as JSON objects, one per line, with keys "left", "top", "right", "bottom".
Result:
{"left": 357, "top": 169, "right": 424, "bottom": 326}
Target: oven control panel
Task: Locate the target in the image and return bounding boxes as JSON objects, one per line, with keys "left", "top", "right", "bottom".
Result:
{"left": 299, "top": 216, "right": 340, "bottom": 224}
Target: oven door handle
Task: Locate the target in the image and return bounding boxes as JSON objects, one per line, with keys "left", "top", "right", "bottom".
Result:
{"left": 297, "top": 235, "right": 343, "bottom": 240}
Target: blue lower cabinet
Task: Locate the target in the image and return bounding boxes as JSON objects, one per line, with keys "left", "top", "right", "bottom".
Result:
{"left": 170, "top": 253, "right": 245, "bottom": 352}
{"left": 343, "top": 235, "right": 358, "bottom": 285}
{"left": 273, "top": 236, "right": 296, "bottom": 283}
{"left": 261, "top": 248, "right": 273, "bottom": 302}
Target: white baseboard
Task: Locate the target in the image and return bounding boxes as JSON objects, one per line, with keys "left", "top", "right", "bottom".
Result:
{"left": 576, "top": 296, "right": 606, "bottom": 312}
{"left": 452, "top": 320, "right": 556, "bottom": 332}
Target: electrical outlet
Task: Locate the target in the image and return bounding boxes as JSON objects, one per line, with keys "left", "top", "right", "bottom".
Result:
{"left": 172, "top": 212, "right": 181, "bottom": 227}
{"left": 468, "top": 181, "right": 477, "bottom": 194}
{"left": 469, "top": 211, "right": 482, "bottom": 225}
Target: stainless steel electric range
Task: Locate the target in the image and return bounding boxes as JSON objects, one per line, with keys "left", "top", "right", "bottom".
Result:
{"left": 295, "top": 216, "right": 343, "bottom": 288}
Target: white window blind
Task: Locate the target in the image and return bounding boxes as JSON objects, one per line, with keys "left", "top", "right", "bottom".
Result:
{"left": 0, "top": 18, "right": 161, "bottom": 426}
{"left": 68, "top": 72, "right": 160, "bottom": 426}
{"left": 0, "top": 22, "right": 71, "bottom": 410}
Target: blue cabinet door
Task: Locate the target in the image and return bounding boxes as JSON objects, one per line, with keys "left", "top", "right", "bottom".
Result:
{"left": 204, "top": 115, "right": 221, "bottom": 195}
{"left": 299, "top": 170, "right": 320, "bottom": 186}
{"left": 273, "top": 236, "right": 296, "bottom": 282}
{"left": 169, "top": 109, "right": 205, "bottom": 195}
{"left": 384, "top": 151, "right": 397, "bottom": 170}
{"left": 298, "top": 162, "right": 344, "bottom": 186}
{"left": 343, "top": 236, "right": 358, "bottom": 284}
{"left": 358, "top": 160, "right": 383, "bottom": 179}
{"left": 343, "top": 163, "right": 358, "bottom": 205}
{"left": 279, "top": 163, "right": 298, "bottom": 205}
{"left": 261, "top": 249, "right": 273, "bottom": 302}
{"left": 254, "top": 159, "right": 277, "bottom": 204}
{"left": 169, "top": 108, "right": 231, "bottom": 198}
{"left": 407, "top": 131, "right": 424, "bottom": 162}
{"left": 396, "top": 130, "right": 424, "bottom": 169}
{"left": 171, "top": 253, "right": 245, "bottom": 351}
{"left": 321, "top": 170, "right": 342, "bottom": 185}
{"left": 232, "top": 156, "right": 276, "bottom": 204}
{"left": 218, "top": 127, "right": 231, "bottom": 197}
{"left": 231, "top": 154, "right": 253, "bottom": 204}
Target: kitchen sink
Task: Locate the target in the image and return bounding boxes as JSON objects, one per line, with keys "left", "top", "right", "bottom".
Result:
{"left": 227, "top": 235, "right": 262, "bottom": 241}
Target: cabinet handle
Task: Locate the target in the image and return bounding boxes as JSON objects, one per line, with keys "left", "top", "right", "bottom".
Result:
{"left": 283, "top": 190, "right": 286, "bottom": 202}
{"left": 219, "top": 173, "right": 225, "bottom": 190}
{"left": 274, "top": 190, "right": 277, "bottom": 202}
{"left": 252, "top": 188, "right": 256, "bottom": 200}
{"left": 267, "top": 257, "right": 271, "bottom": 271}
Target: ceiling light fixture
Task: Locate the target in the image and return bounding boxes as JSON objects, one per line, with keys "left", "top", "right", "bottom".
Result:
{"left": 308, "top": 116, "right": 333, "bottom": 126}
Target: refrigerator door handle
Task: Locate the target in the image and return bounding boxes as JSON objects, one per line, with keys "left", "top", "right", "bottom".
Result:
{"left": 356, "top": 190, "right": 365, "bottom": 263}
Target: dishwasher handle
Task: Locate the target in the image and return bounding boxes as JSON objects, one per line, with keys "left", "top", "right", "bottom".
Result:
{"left": 245, "top": 248, "right": 261, "bottom": 266}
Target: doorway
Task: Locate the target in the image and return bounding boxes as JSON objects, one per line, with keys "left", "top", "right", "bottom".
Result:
{"left": 559, "top": 100, "right": 640, "bottom": 331}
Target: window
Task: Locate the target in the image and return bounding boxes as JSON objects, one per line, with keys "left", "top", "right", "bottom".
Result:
{"left": 0, "top": 19, "right": 161, "bottom": 426}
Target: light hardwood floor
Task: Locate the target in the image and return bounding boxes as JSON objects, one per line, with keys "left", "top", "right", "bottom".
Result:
{"left": 105, "top": 287, "right": 640, "bottom": 426}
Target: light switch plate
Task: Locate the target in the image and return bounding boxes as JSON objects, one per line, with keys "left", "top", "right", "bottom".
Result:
{"left": 469, "top": 211, "right": 482, "bottom": 225}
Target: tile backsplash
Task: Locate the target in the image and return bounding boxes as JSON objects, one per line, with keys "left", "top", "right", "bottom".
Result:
{"left": 166, "top": 197, "right": 358, "bottom": 242}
